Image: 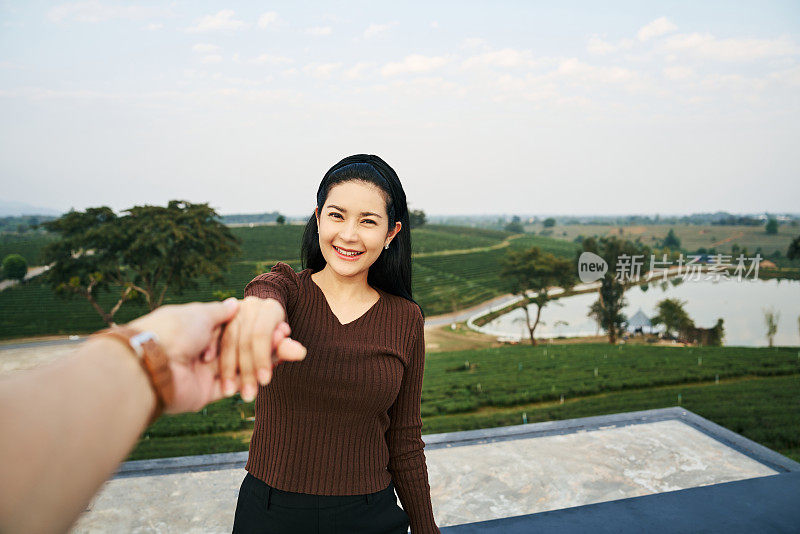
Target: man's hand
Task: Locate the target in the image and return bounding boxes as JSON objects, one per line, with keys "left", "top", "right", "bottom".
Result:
{"left": 128, "top": 298, "right": 306, "bottom": 413}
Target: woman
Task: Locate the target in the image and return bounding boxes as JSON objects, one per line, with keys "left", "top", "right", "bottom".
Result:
{"left": 227, "top": 154, "right": 440, "bottom": 533}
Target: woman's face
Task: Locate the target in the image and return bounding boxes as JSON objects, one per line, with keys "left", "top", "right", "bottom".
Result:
{"left": 315, "top": 180, "right": 402, "bottom": 280}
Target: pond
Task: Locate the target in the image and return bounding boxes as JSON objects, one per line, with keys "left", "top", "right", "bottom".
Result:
{"left": 482, "top": 277, "right": 800, "bottom": 347}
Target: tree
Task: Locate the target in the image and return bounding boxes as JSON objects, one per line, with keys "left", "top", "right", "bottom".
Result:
{"left": 587, "top": 300, "right": 603, "bottom": 335}
{"left": 787, "top": 235, "right": 800, "bottom": 260}
{"left": 42, "top": 207, "right": 128, "bottom": 325}
{"left": 662, "top": 228, "right": 681, "bottom": 250}
{"left": 2, "top": 254, "right": 27, "bottom": 281}
{"left": 765, "top": 218, "right": 778, "bottom": 235}
{"left": 118, "top": 201, "right": 240, "bottom": 311}
{"left": 543, "top": 217, "right": 556, "bottom": 228}
{"left": 592, "top": 277, "right": 628, "bottom": 343}
{"left": 499, "top": 246, "right": 575, "bottom": 345}
{"left": 409, "top": 209, "right": 427, "bottom": 229}
{"left": 651, "top": 298, "right": 694, "bottom": 338}
{"left": 582, "top": 235, "right": 650, "bottom": 344}
{"left": 763, "top": 307, "right": 780, "bottom": 348}
{"left": 42, "top": 201, "right": 240, "bottom": 325}
{"left": 276, "top": 215, "right": 286, "bottom": 225}
{"left": 504, "top": 221, "right": 524, "bottom": 233}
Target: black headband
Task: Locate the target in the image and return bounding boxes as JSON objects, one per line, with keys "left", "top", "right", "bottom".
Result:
{"left": 316, "top": 154, "right": 406, "bottom": 222}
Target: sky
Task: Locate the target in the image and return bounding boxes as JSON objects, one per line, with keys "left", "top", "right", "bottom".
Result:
{"left": 1, "top": 1, "right": 798, "bottom": 217}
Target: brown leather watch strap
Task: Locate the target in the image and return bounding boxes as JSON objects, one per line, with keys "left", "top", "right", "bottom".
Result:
{"left": 92, "top": 326, "right": 175, "bottom": 425}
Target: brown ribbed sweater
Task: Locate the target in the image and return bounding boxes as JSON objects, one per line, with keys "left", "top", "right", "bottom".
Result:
{"left": 243, "top": 262, "right": 440, "bottom": 533}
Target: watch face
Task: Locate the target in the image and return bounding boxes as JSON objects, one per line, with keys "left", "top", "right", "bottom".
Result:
{"left": 130, "top": 331, "right": 158, "bottom": 356}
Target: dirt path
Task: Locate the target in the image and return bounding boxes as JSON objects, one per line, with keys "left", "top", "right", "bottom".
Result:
{"left": 710, "top": 231, "right": 745, "bottom": 248}
{"left": 0, "top": 264, "right": 49, "bottom": 291}
{"left": 413, "top": 233, "right": 526, "bottom": 258}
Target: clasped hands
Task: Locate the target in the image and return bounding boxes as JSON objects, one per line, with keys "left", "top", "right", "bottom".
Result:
{"left": 128, "top": 296, "right": 306, "bottom": 414}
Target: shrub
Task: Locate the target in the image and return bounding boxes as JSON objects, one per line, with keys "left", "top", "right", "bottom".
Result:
{"left": 2, "top": 254, "right": 27, "bottom": 281}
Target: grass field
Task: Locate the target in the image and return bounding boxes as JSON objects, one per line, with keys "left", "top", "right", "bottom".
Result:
{"left": 3, "top": 221, "right": 800, "bottom": 337}
{"left": 4, "top": 223, "right": 796, "bottom": 470}
{"left": 127, "top": 343, "right": 800, "bottom": 463}
{"left": 0, "top": 232, "right": 55, "bottom": 265}
{"left": 531, "top": 223, "right": 800, "bottom": 262}
{"left": 0, "top": 225, "right": 583, "bottom": 338}
{"left": 1, "top": 223, "right": 512, "bottom": 267}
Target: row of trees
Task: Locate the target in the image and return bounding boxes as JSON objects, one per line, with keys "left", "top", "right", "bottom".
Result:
{"left": 498, "top": 235, "right": 651, "bottom": 345}
{"left": 41, "top": 201, "right": 239, "bottom": 325}
{"left": 496, "top": 229, "right": 800, "bottom": 346}
{"left": 498, "top": 234, "right": 730, "bottom": 346}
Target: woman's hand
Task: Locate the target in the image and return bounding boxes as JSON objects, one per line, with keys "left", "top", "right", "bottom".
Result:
{"left": 127, "top": 298, "right": 242, "bottom": 413}
{"left": 218, "top": 296, "right": 307, "bottom": 402}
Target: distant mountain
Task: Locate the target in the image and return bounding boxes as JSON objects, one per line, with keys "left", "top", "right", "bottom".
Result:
{"left": 0, "top": 200, "right": 62, "bottom": 217}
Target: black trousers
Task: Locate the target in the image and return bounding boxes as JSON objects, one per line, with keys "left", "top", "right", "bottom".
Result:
{"left": 232, "top": 473, "right": 411, "bottom": 534}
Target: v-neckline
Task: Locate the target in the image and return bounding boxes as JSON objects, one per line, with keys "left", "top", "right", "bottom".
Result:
{"left": 306, "top": 270, "right": 382, "bottom": 327}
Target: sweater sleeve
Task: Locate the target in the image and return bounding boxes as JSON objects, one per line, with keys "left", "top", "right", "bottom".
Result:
{"left": 385, "top": 310, "right": 440, "bottom": 533}
{"left": 243, "top": 261, "right": 299, "bottom": 314}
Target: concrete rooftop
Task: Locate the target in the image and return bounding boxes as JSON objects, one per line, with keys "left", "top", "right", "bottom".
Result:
{"left": 72, "top": 407, "right": 800, "bottom": 533}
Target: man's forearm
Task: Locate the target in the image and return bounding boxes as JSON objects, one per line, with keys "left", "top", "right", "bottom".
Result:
{"left": 0, "top": 337, "right": 156, "bottom": 533}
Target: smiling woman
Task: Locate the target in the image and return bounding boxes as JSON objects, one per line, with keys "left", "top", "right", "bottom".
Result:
{"left": 311, "top": 180, "right": 402, "bottom": 315}
{"left": 230, "top": 154, "right": 440, "bottom": 534}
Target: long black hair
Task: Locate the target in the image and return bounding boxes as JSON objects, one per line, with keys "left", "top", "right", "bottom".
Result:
{"left": 300, "top": 154, "right": 424, "bottom": 318}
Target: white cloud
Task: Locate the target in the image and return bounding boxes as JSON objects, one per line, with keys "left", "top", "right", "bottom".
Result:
{"left": 192, "top": 43, "right": 219, "bottom": 54}
{"left": 662, "top": 33, "right": 800, "bottom": 62}
{"left": 305, "top": 26, "right": 332, "bottom": 36}
{"left": 364, "top": 22, "right": 395, "bottom": 39}
{"left": 344, "top": 62, "right": 375, "bottom": 80}
{"left": 258, "top": 12, "right": 279, "bottom": 28}
{"left": 144, "top": 22, "right": 162, "bottom": 31}
{"left": 587, "top": 37, "right": 634, "bottom": 55}
{"left": 47, "top": 1, "right": 165, "bottom": 23}
{"left": 637, "top": 17, "right": 677, "bottom": 41}
{"left": 249, "top": 53, "right": 293, "bottom": 65}
{"left": 381, "top": 54, "right": 451, "bottom": 77}
{"left": 553, "top": 58, "right": 640, "bottom": 86}
{"left": 699, "top": 73, "right": 768, "bottom": 93}
{"left": 385, "top": 77, "right": 465, "bottom": 98}
{"left": 461, "top": 38, "right": 489, "bottom": 51}
{"left": 586, "top": 37, "right": 616, "bottom": 55}
{"left": 768, "top": 65, "right": 800, "bottom": 87}
{"left": 201, "top": 54, "right": 223, "bottom": 64}
{"left": 461, "top": 48, "right": 541, "bottom": 70}
{"left": 210, "top": 73, "right": 269, "bottom": 87}
{"left": 663, "top": 65, "right": 694, "bottom": 80}
{"left": 490, "top": 73, "right": 560, "bottom": 103}
{"left": 303, "top": 62, "right": 342, "bottom": 78}
{"left": 186, "top": 10, "right": 246, "bottom": 33}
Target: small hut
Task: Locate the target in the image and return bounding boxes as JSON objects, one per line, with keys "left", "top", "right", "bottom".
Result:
{"left": 626, "top": 309, "right": 654, "bottom": 335}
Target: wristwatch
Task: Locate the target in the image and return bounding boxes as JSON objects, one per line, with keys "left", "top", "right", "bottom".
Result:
{"left": 92, "top": 326, "right": 175, "bottom": 424}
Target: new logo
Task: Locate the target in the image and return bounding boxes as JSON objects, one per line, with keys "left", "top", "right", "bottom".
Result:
{"left": 578, "top": 252, "right": 608, "bottom": 283}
